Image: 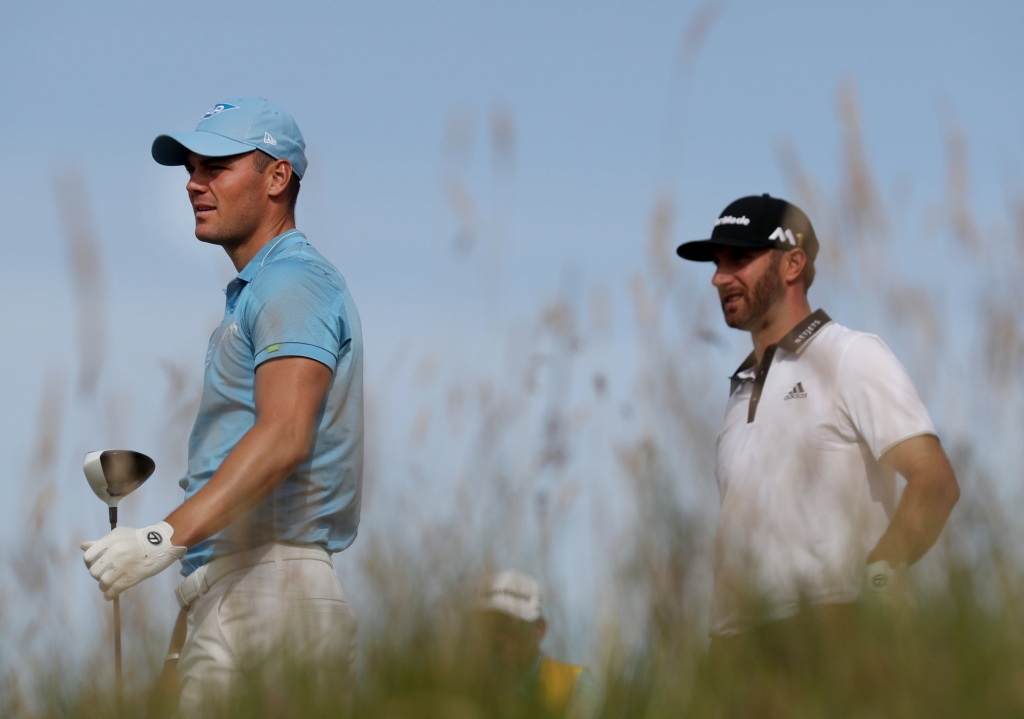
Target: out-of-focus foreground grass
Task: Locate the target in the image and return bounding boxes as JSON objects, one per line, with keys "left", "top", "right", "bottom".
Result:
{"left": 4, "top": 77, "right": 1024, "bottom": 718}
{"left": 7, "top": 494, "right": 1024, "bottom": 719}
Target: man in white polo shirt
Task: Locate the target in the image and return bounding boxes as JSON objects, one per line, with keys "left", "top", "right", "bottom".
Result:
{"left": 676, "top": 193, "right": 960, "bottom": 643}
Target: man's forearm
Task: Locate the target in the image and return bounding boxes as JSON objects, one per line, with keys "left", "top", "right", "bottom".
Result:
{"left": 164, "top": 419, "right": 311, "bottom": 548}
{"left": 868, "top": 479, "right": 957, "bottom": 566}
{"left": 868, "top": 438, "right": 960, "bottom": 566}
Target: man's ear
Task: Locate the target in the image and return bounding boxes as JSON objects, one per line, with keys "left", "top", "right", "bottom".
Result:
{"left": 535, "top": 618, "right": 548, "bottom": 642}
{"left": 266, "top": 159, "right": 293, "bottom": 200}
{"left": 783, "top": 248, "right": 807, "bottom": 286}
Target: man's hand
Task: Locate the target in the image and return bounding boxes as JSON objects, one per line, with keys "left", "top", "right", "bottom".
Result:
{"left": 81, "top": 521, "right": 185, "bottom": 600}
{"left": 868, "top": 434, "right": 960, "bottom": 568}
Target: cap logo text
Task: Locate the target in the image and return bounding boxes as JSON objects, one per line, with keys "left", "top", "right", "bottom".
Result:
{"left": 263, "top": 132, "right": 278, "bottom": 146}
{"left": 483, "top": 588, "right": 533, "bottom": 602}
{"left": 715, "top": 215, "right": 750, "bottom": 227}
{"left": 200, "top": 103, "right": 238, "bottom": 120}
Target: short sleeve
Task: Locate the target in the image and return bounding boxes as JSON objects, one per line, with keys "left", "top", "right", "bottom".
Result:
{"left": 835, "top": 335, "right": 936, "bottom": 459}
{"left": 239, "top": 257, "right": 351, "bottom": 372}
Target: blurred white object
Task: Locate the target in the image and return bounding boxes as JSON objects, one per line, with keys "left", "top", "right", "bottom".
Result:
{"left": 476, "top": 569, "right": 544, "bottom": 622}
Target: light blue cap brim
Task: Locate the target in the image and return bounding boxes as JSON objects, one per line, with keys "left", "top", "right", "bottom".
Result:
{"left": 151, "top": 131, "right": 258, "bottom": 166}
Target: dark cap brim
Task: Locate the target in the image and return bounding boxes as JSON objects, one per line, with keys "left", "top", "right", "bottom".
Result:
{"left": 151, "top": 131, "right": 257, "bottom": 166}
{"left": 676, "top": 236, "right": 776, "bottom": 262}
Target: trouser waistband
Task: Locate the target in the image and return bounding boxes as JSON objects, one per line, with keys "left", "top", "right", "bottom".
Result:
{"left": 176, "top": 542, "right": 332, "bottom": 609}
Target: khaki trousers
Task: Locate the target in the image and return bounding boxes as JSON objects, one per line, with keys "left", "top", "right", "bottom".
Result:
{"left": 176, "top": 543, "right": 357, "bottom": 716}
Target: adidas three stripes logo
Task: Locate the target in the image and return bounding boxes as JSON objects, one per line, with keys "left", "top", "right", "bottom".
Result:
{"left": 784, "top": 382, "right": 807, "bottom": 400}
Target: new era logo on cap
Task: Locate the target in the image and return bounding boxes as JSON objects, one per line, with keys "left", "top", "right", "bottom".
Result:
{"left": 263, "top": 132, "right": 277, "bottom": 146}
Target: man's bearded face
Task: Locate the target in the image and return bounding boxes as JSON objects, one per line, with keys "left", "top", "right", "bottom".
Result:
{"left": 713, "top": 249, "right": 785, "bottom": 331}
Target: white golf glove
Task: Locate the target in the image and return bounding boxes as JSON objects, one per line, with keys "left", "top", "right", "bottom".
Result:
{"left": 81, "top": 521, "right": 185, "bottom": 600}
{"left": 863, "top": 560, "right": 912, "bottom": 609}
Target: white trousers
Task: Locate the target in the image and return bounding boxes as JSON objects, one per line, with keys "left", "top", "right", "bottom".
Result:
{"left": 176, "top": 543, "right": 356, "bottom": 716}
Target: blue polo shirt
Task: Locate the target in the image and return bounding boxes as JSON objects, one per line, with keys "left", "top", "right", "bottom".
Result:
{"left": 179, "top": 230, "right": 363, "bottom": 576}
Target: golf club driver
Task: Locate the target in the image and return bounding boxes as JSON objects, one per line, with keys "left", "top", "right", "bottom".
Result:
{"left": 84, "top": 449, "right": 156, "bottom": 699}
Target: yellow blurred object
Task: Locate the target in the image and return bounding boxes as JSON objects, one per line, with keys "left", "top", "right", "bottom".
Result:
{"left": 538, "top": 656, "right": 585, "bottom": 717}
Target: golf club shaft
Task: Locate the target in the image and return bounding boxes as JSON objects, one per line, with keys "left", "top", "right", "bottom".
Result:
{"left": 110, "top": 510, "right": 123, "bottom": 703}
{"left": 86, "top": 450, "right": 155, "bottom": 708}
{"left": 114, "top": 596, "right": 122, "bottom": 696}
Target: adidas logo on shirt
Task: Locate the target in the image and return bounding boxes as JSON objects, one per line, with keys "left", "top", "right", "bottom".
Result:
{"left": 784, "top": 382, "right": 807, "bottom": 400}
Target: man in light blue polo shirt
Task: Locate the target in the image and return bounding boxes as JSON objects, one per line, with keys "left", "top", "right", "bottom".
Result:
{"left": 80, "top": 97, "right": 363, "bottom": 713}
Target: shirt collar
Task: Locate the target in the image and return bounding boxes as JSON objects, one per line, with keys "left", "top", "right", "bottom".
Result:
{"left": 729, "top": 309, "right": 832, "bottom": 394}
{"left": 777, "top": 308, "right": 832, "bottom": 353}
{"left": 236, "top": 229, "right": 306, "bottom": 283}
{"left": 730, "top": 353, "right": 757, "bottom": 395}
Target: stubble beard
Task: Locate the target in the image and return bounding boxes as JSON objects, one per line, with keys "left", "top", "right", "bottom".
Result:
{"left": 722, "top": 252, "right": 784, "bottom": 331}
{"left": 193, "top": 178, "right": 266, "bottom": 249}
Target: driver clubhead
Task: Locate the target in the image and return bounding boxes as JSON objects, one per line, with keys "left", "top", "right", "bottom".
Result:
{"left": 84, "top": 450, "right": 156, "bottom": 507}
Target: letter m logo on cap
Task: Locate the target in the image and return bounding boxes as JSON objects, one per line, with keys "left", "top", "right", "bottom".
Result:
{"left": 769, "top": 227, "right": 799, "bottom": 246}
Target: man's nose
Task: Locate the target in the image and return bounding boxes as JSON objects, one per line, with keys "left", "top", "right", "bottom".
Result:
{"left": 712, "top": 266, "right": 732, "bottom": 287}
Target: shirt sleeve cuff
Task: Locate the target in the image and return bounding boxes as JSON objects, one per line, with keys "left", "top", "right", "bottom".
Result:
{"left": 254, "top": 342, "right": 338, "bottom": 372}
{"left": 874, "top": 429, "right": 938, "bottom": 461}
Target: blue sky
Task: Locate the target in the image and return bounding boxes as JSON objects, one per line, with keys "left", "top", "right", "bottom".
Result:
{"left": 2, "top": 0, "right": 1022, "bottom": 670}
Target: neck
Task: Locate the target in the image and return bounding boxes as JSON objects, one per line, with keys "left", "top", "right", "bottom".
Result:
{"left": 224, "top": 214, "right": 296, "bottom": 272}
{"left": 750, "top": 292, "right": 812, "bottom": 363}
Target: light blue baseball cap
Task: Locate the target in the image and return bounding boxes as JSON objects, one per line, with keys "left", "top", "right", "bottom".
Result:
{"left": 152, "top": 97, "right": 307, "bottom": 179}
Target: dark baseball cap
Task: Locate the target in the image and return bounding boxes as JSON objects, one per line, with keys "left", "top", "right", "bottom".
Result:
{"left": 676, "top": 193, "right": 819, "bottom": 262}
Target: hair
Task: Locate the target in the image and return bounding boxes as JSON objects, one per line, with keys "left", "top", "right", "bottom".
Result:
{"left": 251, "top": 150, "right": 301, "bottom": 215}
{"left": 802, "top": 254, "right": 816, "bottom": 291}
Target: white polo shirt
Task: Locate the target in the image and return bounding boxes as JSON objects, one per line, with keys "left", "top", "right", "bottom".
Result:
{"left": 710, "top": 310, "right": 936, "bottom": 637}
